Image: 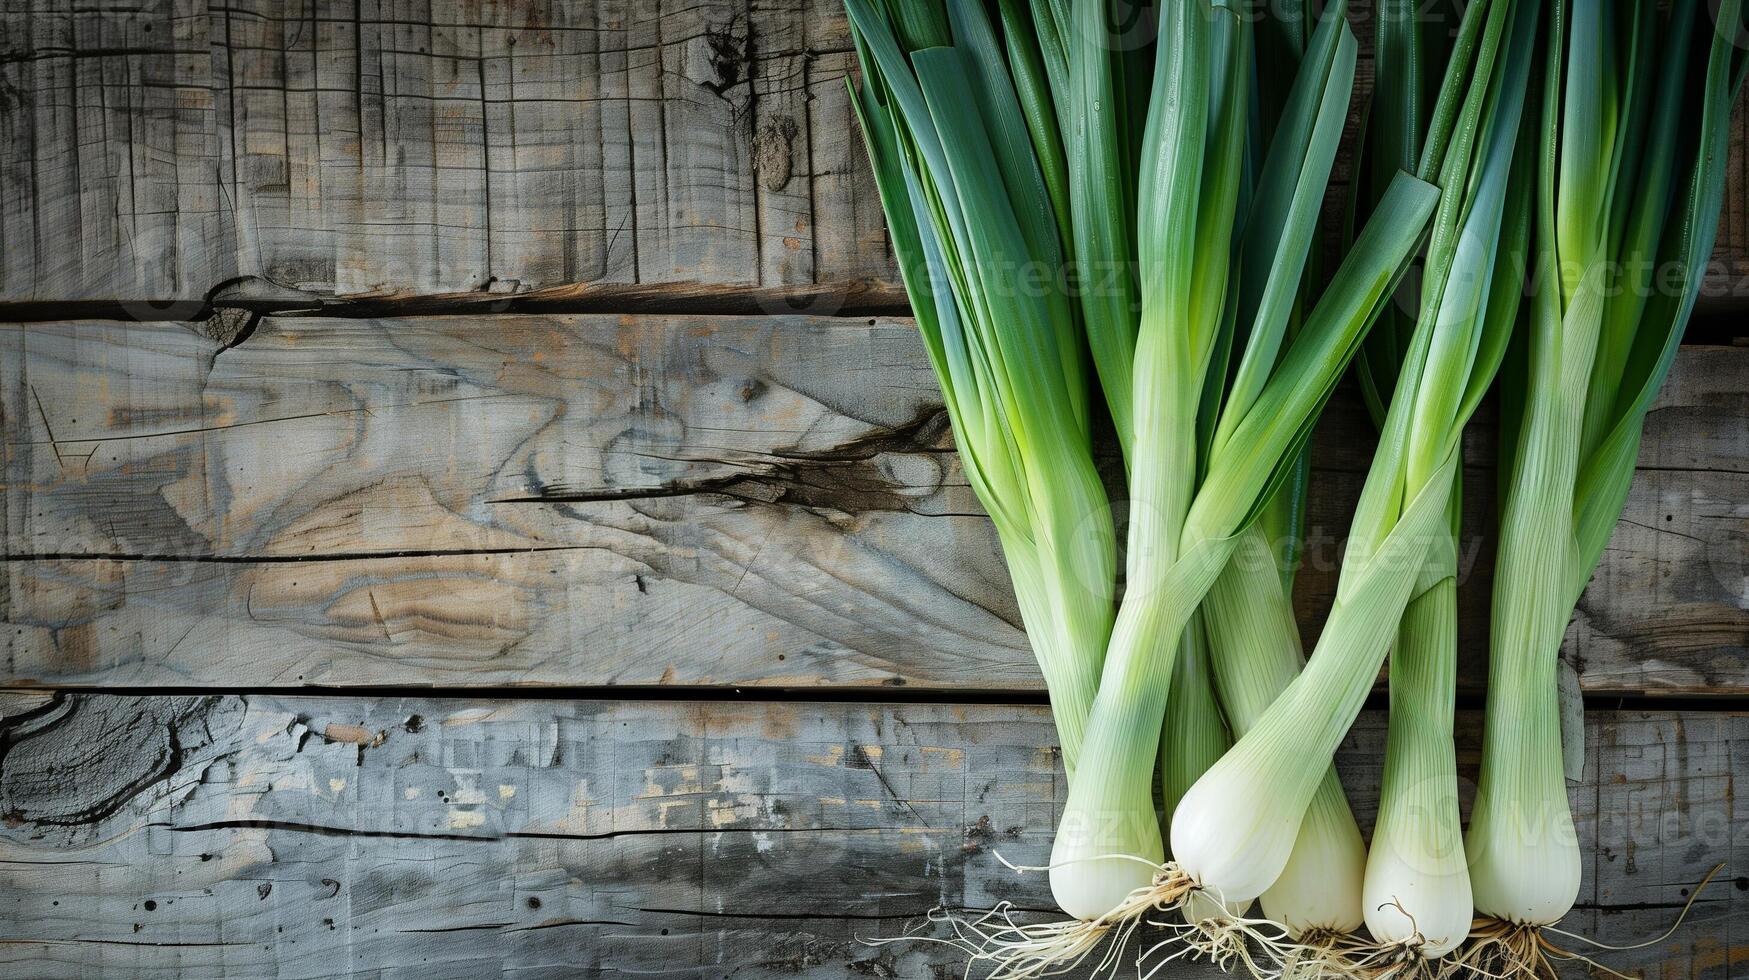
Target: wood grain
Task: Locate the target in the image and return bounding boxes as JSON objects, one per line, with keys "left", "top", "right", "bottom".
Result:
{"left": 0, "top": 694, "right": 1739, "bottom": 979}
{"left": 0, "top": 0, "right": 891, "bottom": 307}
{"left": 2, "top": 316, "right": 1744, "bottom": 693}
{"left": 3, "top": 0, "right": 1749, "bottom": 313}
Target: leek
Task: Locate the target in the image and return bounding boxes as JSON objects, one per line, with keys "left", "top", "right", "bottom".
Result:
{"left": 1193, "top": 1, "right": 1378, "bottom": 937}
{"left": 844, "top": 0, "right": 1117, "bottom": 775}
{"left": 1465, "top": 1, "right": 1749, "bottom": 963}
{"left": 1165, "top": 13, "right": 1369, "bottom": 934}
{"left": 1348, "top": 0, "right": 1534, "bottom": 959}
{"left": 1016, "top": 0, "right": 1239, "bottom": 838}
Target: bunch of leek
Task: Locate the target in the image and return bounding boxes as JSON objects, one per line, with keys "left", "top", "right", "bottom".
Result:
{"left": 841, "top": 0, "right": 1747, "bottom": 976}
{"left": 1465, "top": 1, "right": 1748, "bottom": 970}
{"left": 1048, "top": 0, "right": 1439, "bottom": 923}
{"left": 1166, "top": 0, "right": 1539, "bottom": 943}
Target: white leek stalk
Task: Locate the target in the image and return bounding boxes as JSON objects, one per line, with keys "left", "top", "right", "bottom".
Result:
{"left": 1361, "top": 517, "right": 1472, "bottom": 956}
{"left": 1050, "top": 0, "right": 1251, "bottom": 917}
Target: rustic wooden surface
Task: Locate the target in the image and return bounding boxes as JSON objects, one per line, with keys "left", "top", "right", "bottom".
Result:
{"left": 3, "top": 2, "right": 1746, "bottom": 978}
{"left": 0, "top": 694, "right": 1741, "bottom": 980}
{"left": 2, "top": 316, "right": 1744, "bottom": 694}
{"left": 3, "top": 0, "right": 1749, "bottom": 312}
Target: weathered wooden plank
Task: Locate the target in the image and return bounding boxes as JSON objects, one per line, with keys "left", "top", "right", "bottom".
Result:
{"left": 5, "top": 0, "right": 1749, "bottom": 312}
{"left": 0, "top": 695, "right": 1739, "bottom": 978}
{"left": 2, "top": 317, "right": 1744, "bottom": 691}
{"left": 0, "top": 0, "right": 890, "bottom": 305}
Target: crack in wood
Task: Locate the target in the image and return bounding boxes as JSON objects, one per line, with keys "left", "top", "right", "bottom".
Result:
{"left": 1, "top": 546, "right": 601, "bottom": 564}
{"left": 503, "top": 919, "right": 638, "bottom": 932}
{"left": 155, "top": 817, "right": 910, "bottom": 843}
{"left": 626, "top": 906, "right": 938, "bottom": 922}
{"left": 0, "top": 281, "right": 912, "bottom": 322}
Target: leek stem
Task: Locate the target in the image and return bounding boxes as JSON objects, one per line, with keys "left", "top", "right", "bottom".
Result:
{"left": 1364, "top": 489, "right": 1472, "bottom": 956}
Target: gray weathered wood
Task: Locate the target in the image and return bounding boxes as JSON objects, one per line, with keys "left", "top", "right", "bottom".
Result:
{"left": 0, "top": 0, "right": 891, "bottom": 306}
{"left": 3, "top": 317, "right": 1744, "bottom": 692}
{"left": 0, "top": 695, "right": 1739, "bottom": 979}
{"left": 4, "top": 0, "right": 1749, "bottom": 312}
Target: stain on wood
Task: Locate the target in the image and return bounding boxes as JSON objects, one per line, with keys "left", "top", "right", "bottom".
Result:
{"left": 1, "top": 318, "right": 1743, "bottom": 693}
{"left": 0, "top": 696, "right": 1738, "bottom": 978}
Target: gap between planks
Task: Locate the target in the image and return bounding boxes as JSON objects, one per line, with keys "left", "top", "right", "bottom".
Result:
{"left": 0, "top": 279, "right": 913, "bottom": 324}
{"left": 0, "top": 279, "right": 1744, "bottom": 345}
{"left": 11, "top": 684, "right": 1749, "bottom": 715}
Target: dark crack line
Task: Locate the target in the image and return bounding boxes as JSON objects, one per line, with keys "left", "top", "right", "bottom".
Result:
{"left": 2, "top": 546, "right": 597, "bottom": 564}
{"left": 506, "top": 919, "right": 639, "bottom": 933}
{"left": 16, "top": 686, "right": 1749, "bottom": 713}
{"left": 28, "top": 386, "right": 64, "bottom": 472}
{"left": 623, "top": 906, "right": 932, "bottom": 923}
{"left": 151, "top": 819, "right": 931, "bottom": 844}
{"left": 1570, "top": 898, "right": 1731, "bottom": 912}
{"left": 396, "top": 922, "right": 512, "bottom": 933}
{"left": 5, "top": 395, "right": 515, "bottom": 448}
{"left": 858, "top": 749, "right": 929, "bottom": 829}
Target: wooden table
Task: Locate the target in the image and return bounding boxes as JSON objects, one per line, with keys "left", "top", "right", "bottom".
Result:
{"left": 1, "top": 2, "right": 1744, "bottom": 977}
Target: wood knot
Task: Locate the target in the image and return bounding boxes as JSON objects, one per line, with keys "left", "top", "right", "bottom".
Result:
{"left": 199, "top": 307, "right": 260, "bottom": 351}
{"left": 701, "top": 17, "right": 749, "bottom": 97}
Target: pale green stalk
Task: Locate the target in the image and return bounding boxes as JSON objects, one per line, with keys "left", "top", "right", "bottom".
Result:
{"left": 1160, "top": 613, "right": 1227, "bottom": 820}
